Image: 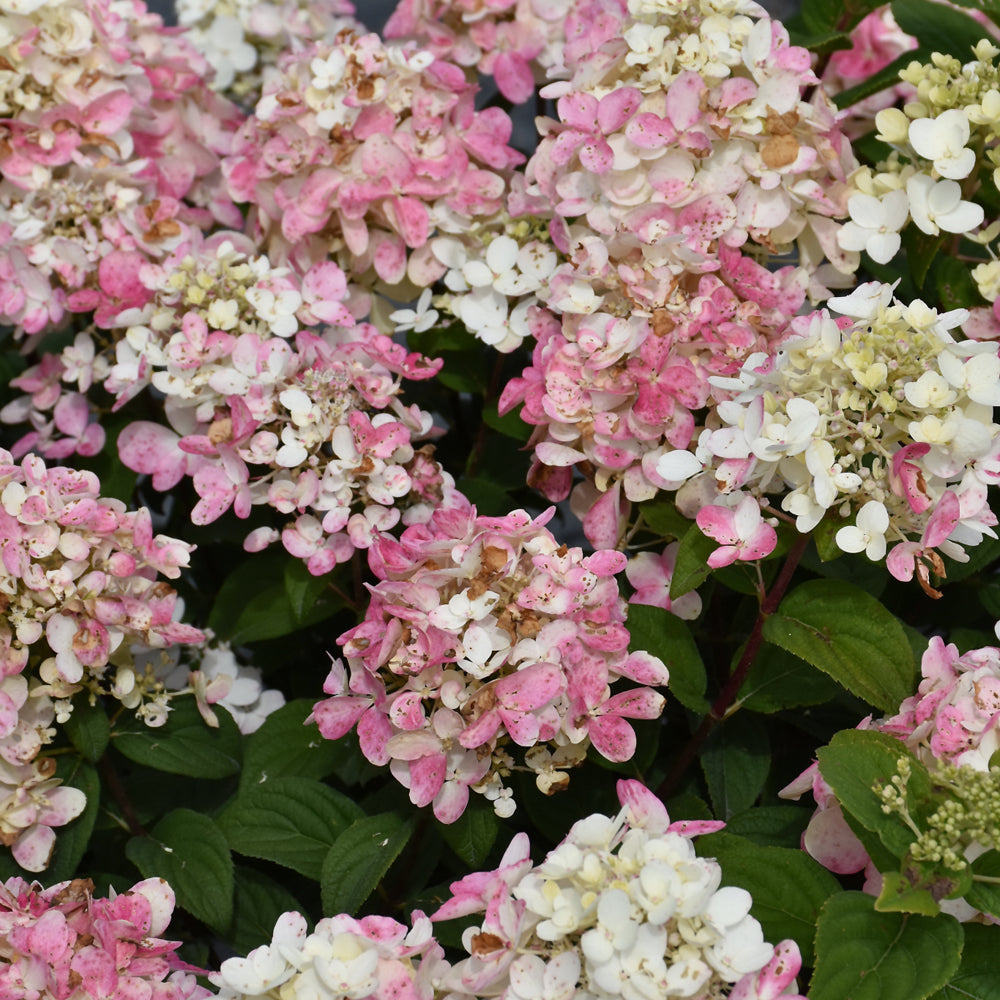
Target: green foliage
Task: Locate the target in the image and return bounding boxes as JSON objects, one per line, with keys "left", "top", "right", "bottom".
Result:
{"left": 929, "top": 924, "right": 1000, "bottom": 1000}
{"left": 763, "top": 580, "right": 915, "bottom": 711}
{"left": 63, "top": 697, "right": 111, "bottom": 762}
{"left": 217, "top": 777, "right": 364, "bottom": 879}
{"left": 321, "top": 813, "right": 414, "bottom": 915}
{"left": 112, "top": 697, "right": 242, "bottom": 779}
{"left": 626, "top": 604, "right": 707, "bottom": 712}
{"left": 126, "top": 809, "right": 234, "bottom": 932}
{"left": 437, "top": 804, "right": 500, "bottom": 868}
{"left": 231, "top": 867, "right": 308, "bottom": 954}
{"left": 669, "top": 521, "right": 717, "bottom": 598}
{"left": 811, "top": 892, "right": 963, "bottom": 1000}
{"left": 701, "top": 712, "right": 770, "bottom": 820}
{"left": 891, "top": 0, "right": 993, "bottom": 59}
{"left": 701, "top": 832, "right": 841, "bottom": 965}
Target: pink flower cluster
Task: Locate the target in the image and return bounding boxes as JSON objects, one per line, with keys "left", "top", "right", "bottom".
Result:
{"left": 213, "top": 782, "right": 804, "bottom": 1000}
{"left": 221, "top": 27, "right": 523, "bottom": 288}
{"left": 477, "top": 0, "right": 859, "bottom": 545}
{"left": 0, "top": 0, "right": 243, "bottom": 336}
{"left": 0, "top": 875, "right": 209, "bottom": 1000}
{"left": 312, "top": 494, "right": 669, "bottom": 822}
{"left": 384, "top": 0, "right": 569, "bottom": 102}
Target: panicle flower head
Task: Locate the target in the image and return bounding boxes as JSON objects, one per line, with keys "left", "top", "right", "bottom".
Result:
{"left": 436, "top": 779, "right": 805, "bottom": 1000}
{"left": 220, "top": 27, "right": 524, "bottom": 292}
{"left": 312, "top": 496, "right": 670, "bottom": 822}
{"left": 0, "top": 875, "right": 210, "bottom": 995}
{"left": 655, "top": 282, "right": 1000, "bottom": 592}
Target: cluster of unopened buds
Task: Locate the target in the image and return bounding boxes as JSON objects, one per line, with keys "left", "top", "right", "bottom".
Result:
{"left": 312, "top": 494, "right": 669, "bottom": 822}
{"left": 783, "top": 630, "right": 1000, "bottom": 922}
{"left": 656, "top": 281, "right": 1000, "bottom": 590}
{"left": 212, "top": 781, "right": 805, "bottom": 1000}
{"left": 0, "top": 875, "right": 209, "bottom": 998}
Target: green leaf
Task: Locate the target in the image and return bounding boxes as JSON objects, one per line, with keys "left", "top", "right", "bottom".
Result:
{"left": 763, "top": 580, "right": 915, "bottom": 711}
{"left": 46, "top": 761, "right": 100, "bottom": 883}
{"left": 935, "top": 255, "right": 984, "bottom": 313}
{"left": 240, "top": 699, "right": 349, "bottom": 792}
{"left": 723, "top": 805, "right": 812, "bottom": 850}
{"left": 112, "top": 697, "right": 242, "bottom": 779}
{"left": 626, "top": 604, "right": 707, "bottom": 712}
{"left": 736, "top": 643, "right": 841, "bottom": 714}
{"left": 834, "top": 50, "right": 924, "bottom": 109}
{"left": 482, "top": 400, "right": 532, "bottom": 442}
{"left": 284, "top": 559, "right": 334, "bottom": 623}
{"left": 126, "top": 809, "right": 234, "bottom": 932}
{"left": 231, "top": 866, "right": 307, "bottom": 955}
{"left": 811, "top": 892, "right": 963, "bottom": 1000}
{"left": 63, "top": 697, "right": 111, "bottom": 762}
{"left": 638, "top": 501, "right": 692, "bottom": 540}
{"left": 437, "top": 803, "right": 500, "bottom": 868}
{"left": 902, "top": 225, "right": 946, "bottom": 291}
{"left": 875, "top": 870, "right": 941, "bottom": 916}
{"left": 965, "top": 850, "right": 1000, "bottom": 919}
{"left": 817, "top": 729, "right": 932, "bottom": 859}
{"left": 218, "top": 778, "right": 364, "bottom": 879}
{"left": 701, "top": 713, "right": 770, "bottom": 820}
{"left": 928, "top": 923, "right": 1000, "bottom": 1000}
{"left": 892, "top": 0, "right": 992, "bottom": 60}
{"left": 321, "top": 812, "right": 414, "bottom": 915}
{"left": 941, "top": 534, "right": 1000, "bottom": 584}
{"left": 699, "top": 832, "right": 840, "bottom": 965}
{"left": 669, "top": 521, "right": 717, "bottom": 599}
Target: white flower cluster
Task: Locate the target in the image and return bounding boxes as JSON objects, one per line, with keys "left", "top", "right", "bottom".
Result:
{"left": 837, "top": 42, "right": 1000, "bottom": 265}
{"left": 656, "top": 282, "right": 1000, "bottom": 583}
{"left": 431, "top": 227, "right": 558, "bottom": 352}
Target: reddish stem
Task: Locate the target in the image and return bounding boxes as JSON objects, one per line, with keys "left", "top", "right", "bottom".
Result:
{"left": 656, "top": 532, "right": 810, "bottom": 800}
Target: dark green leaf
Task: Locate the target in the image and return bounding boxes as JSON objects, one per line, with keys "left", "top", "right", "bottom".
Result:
{"left": 112, "top": 697, "right": 241, "bottom": 778}
{"left": 811, "top": 891, "right": 963, "bottom": 1000}
{"left": 482, "top": 400, "right": 532, "bottom": 442}
{"left": 764, "top": 580, "right": 915, "bottom": 711}
{"left": 284, "top": 559, "right": 335, "bottom": 623}
{"left": 736, "top": 644, "right": 841, "bottom": 714}
{"left": 669, "top": 522, "right": 717, "bottom": 599}
{"left": 437, "top": 803, "right": 500, "bottom": 868}
{"left": 639, "top": 501, "right": 692, "bottom": 540}
{"left": 218, "top": 777, "right": 364, "bottom": 879}
{"left": 817, "top": 729, "right": 932, "bottom": 858}
{"left": 928, "top": 923, "right": 1000, "bottom": 1000}
{"left": 902, "top": 225, "right": 946, "bottom": 291}
{"left": 63, "top": 697, "right": 111, "bottom": 762}
{"left": 941, "top": 534, "right": 1000, "bottom": 583}
{"left": 723, "top": 805, "right": 812, "bottom": 850}
{"left": 126, "top": 809, "right": 234, "bottom": 932}
{"left": 321, "top": 812, "right": 414, "bottom": 915}
{"left": 701, "top": 713, "right": 770, "bottom": 820}
{"left": 231, "top": 866, "right": 307, "bottom": 955}
{"left": 699, "top": 832, "right": 841, "bottom": 965}
{"left": 892, "top": 0, "right": 992, "bottom": 60}
{"left": 935, "top": 255, "right": 984, "bottom": 313}
{"left": 240, "top": 699, "right": 349, "bottom": 791}
{"left": 966, "top": 850, "right": 1000, "bottom": 919}
{"left": 46, "top": 761, "right": 100, "bottom": 883}
{"left": 626, "top": 604, "right": 706, "bottom": 712}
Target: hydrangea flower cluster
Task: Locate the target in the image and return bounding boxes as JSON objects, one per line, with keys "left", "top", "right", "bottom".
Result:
{"left": 384, "top": 0, "right": 570, "bottom": 102}
{"left": 0, "top": 875, "right": 210, "bottom": 998}
{"left": 312, "top": 494, "right": 669, "bottom": 822}
{"left": 783, "top": 633, "right": 1000, "bottom": 922}
{"left": 837, "top": 40, "right": 1000, "bottom": 267}
{"left": 221, "top": 26, "right": 524, "bottom": 292}
{"left": 0, "top": 449, "right": 204, "bottom": 866}
{"left": 656, "top": 281, "right": 1000, "bottom": 590}
{"left": 211, "top": 782, "right": 803, "bottom": 1000}
{"left": 436, "top": 780, "right": 805, "bottom": 1000}
{"left": 0, "top": 0, "right": 243, "bottom": 336}
{"left": 449, "top": 0, "right": 860, "bottom": 544}
{"left": 175, "top": 0, "right": 358, "bottom": 101}
{"left": 211, "top": 907, "right": 444, "bottom": 1000}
